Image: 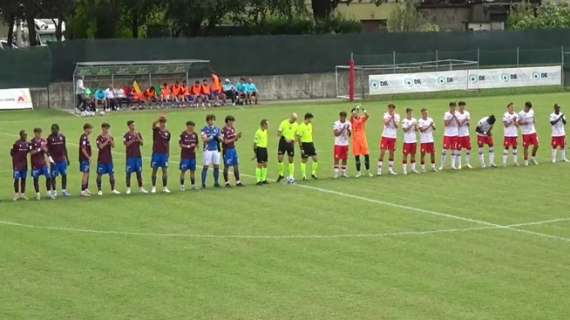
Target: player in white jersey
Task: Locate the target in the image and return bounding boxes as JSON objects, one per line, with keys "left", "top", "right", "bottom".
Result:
{"left": 378, "top": 104, "right": 399, "bottom": 176}
{"left": 475, "top": 115, "right": 497, "bottom": 168}
{"left": 440, "top": 102, "right": 459, "bottom": 170}
{"left": 518, "top": 101, "right": 539, "bottom": 166}
{"left": 333, "top": 111, "right": 352, "bottom": 178}
{"left": 502, "top": 102, "right": 519, "bottom": 166}
{"left": 418, "top": 108, "right": 437, "bottom": 172}
{"left": 549, "top": 104, "right": 568, "bottom": 163}
{"left": 455, "top": 101, "right": 472, "bottom": 169}
{"left": 401, "top": 108, "right": 418, "bottom": 175}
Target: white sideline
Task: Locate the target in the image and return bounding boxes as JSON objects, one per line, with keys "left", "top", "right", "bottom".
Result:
{"left": 0, "top": 217, "right": 568, "bottom": 240}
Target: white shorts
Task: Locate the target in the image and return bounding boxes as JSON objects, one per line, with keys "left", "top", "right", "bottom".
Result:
{"left": 203, "top": 150, "right": 221, "bottom": 166}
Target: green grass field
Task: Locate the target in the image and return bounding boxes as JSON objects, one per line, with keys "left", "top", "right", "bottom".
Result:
{"left": 1, "top": 92, "right": 569, "bottom": 319}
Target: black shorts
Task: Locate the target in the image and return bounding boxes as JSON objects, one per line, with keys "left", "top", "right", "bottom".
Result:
{"left": 256, "top": 147, "right": 268, "bottom": 163}
{"left": 301, "top": 142, "right": 317, "bottom": 158}
{"left": 278, "top": 137, "right": 294, "bottom": 157}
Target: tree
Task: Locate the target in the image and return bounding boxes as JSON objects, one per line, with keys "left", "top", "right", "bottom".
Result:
{"left": 508, "top": 2, "right": 570, "bottom": 30}
{"left": 0, "top": 0, "right": 23, "bottom": 46}
{"left": 41, "top": 0, "right": 76, "bottom": 41}
{"left": 310, "top": 0, "right": 385, "bottom": 21}
{"left": 387, "top": 0, "right": 438, "bottom": 32}
{"left": 120, "top": 0, "right": 162, "bottom": 38}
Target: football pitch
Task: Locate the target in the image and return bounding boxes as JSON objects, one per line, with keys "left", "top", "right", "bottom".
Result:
{"left": 1, "top": 91, "right": 569, "bottom": 319}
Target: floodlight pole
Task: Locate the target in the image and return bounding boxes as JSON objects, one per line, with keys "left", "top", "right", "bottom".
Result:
{"left": 149, "top": 73, "right": 152, "bottom": 88}
{"left": 72, "top": 71, "right": 76, "bottom": 111}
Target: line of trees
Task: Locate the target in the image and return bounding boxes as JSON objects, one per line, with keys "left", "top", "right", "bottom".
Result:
{"left": 0, "top": 0, "right": 390, "bottom": 46}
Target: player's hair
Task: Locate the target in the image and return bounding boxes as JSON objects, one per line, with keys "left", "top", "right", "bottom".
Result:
{"left": 458, "top": 101, "right": 466, "bottom": 106}
{"left": 260, "top": 119, "right": 268, "bottom": 126}
{"left": 206, "top": 114, "right": 216, "bottom": 122}
{"left": 127, "top": 120, "right": 135, "bottom": 126}
{"left": 158, "top": 116, "right": 167, "bottom": 123}
{"left": 388, "top": 103, "right": 396, "bottom": 109}
{"left": 525, "top": 101, "right": 533, "bottom": 109}
{"left": 19, "top": 130, "right": 26, "bottom": 137}
{"left": 554, "top": 103, "right": 560, "bottom": 109}
{"left": 506, "top": 102, "right": 514, "bottom": 109}
{"left": 51, "top": 123, "right": 59, "bottom": 131}
{"left": 488, "top": 115, "right": 496, "bottom": 124}
{"left": 101, "top": 122, "right": 111, "bottom": 129}
{"left": 186, "top": 120, "right": 195, "bottom": 127}
{"left": 449, "top": 102, "right": 457, "bottom": 107}
{"left": 304, "top": 113, "right": 314, "bottom": 120}
{"left": 225, "top": 115, "right": 235, "bottom": 123}
{"left": 83, "top": 123, "right": 92, "bottom": 130}
{"left": 420, "top": 108, "right": 427, "bottom": 113}
{"left": 406, "top": 108, "right": 412, "bottom": 113}
{"left": 339, "top": 111, "right": 347, "bottom": 117}
{"left": 33, "top": 128, "right": 42, "bottom": 133}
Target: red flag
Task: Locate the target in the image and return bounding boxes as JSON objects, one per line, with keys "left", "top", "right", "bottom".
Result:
{"left": 348, "top": 55, "right": 356, "bottom": 102}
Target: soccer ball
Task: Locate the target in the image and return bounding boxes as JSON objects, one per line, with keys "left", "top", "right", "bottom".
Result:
{"left": 286, "top": 176, "right": 295, "bottom": 184}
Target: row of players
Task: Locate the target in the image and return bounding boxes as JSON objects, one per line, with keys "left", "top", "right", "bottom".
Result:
{"left": 8, "top": 101, "right": 568, "bottom": 200}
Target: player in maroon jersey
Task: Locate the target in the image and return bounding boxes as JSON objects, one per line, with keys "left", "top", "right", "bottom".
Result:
{"left": 124, "top": 120, "right": 147, "bottom": 194}
{"left": 151, "top": 116, "right": 171, "bottom": 193}
{"left": 179, "top": 121, "right": 199, "bottom": 191}
{"left": 47, "top": 124, "right": 70, "bottom": 197}
{"left": 222, "top": 115, "right": 243, "bottom": 187}
{"left": 95, "top": 123, "right": 120, "bottom": 196}
{"left": 30, "top": 128, "right": 53, "bottom": 200}
{"left": 79, "top": 123, "right": 93, "bottom": 197}
{"left": 10, "top": 130, "right": 31, "bottom": 201}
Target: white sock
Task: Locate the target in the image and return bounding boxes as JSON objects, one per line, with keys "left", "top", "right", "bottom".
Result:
{"left": 377, "top": 161, "right": 383, "bottom": 173}
{"left": 342, "top": 165, "right": 347, "bottom": 174}
{"left": 456, "top": 153, "right": 462, "bottom": 167}
{"left": 402, "top": 163, "right": 408, "bottom": 174}
{"left": 421, "top": 164, "right": 426, "bottom": 171}
{"left": 411, "top": 162, "right": 416, "bottom": 170}
{"left": 564, "top": 149, "right": 568, "bottom": 160}
{"left": 441, "top": 150, "right": 447, "bottom": 167}
{"left": 389, "top": 160, "right": 394, "bottom": 169}
{"left": 552, "top": 149, "right": 557, "bottom": 162}
{"left": 465, "top": 151, "right": 471, "bottom": 165}
{"left": 489, "top": 148, "right": 495, "bottom": 164}
{"left": 503, "top": 151, "right": 508, "bottom": 165}
{"left": 334, "top": 167, "right": 339, "bottom": 175}
{"left": 512, "top": 149, "right": 518, "bottom": 162}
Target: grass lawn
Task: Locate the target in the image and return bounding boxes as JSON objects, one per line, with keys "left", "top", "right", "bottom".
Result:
{"left": 0, "top": 91, "right": 569, "bottom": 319}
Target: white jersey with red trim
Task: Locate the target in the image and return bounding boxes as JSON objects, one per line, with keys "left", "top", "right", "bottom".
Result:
{"left": 443, "top": 111, "right": 459, "bottom": 137}
{"left": 518, "top": 109, "right": 536, "bottom": 135}
{"left": 382, "top": 113, "right": 400, "bottom": 138}
{"left": 503, "top": 112, "right": 518, "bottom": 137}
{"left": 456, "top": 110, "right": 470, "bottom": 137}
{"left": 550, "top": 112, "right": 566, "bottom": 137}
{"left": 418, "top": 117, "right": 435, "bottom": 143}
{"left": 333, "top": 120, "right": 351, "bottom": 146}
{"left": 401, "top": 118, "right": 418, "bottom": 143}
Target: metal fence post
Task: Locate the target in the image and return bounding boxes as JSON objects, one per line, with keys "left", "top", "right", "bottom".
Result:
{"left": 561, "top": 45, "right": 565, "bottom": 66}
{"left": 516, "top": 47, "right": 520, "bottom": 67}
{"left": 476, "top": 48, "right": 480, "bottom": 68}
{"left": 435, "top": 49, "right": 439, "bottom": 71}
{"left": 392, "top": 50, "right": 396, "bottom": 73}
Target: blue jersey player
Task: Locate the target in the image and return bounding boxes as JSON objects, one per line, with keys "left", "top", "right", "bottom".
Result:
{"left": 201, "top": 114, "right": 222, "bottom": 188}
{"left": 222, "top": 115, "right": 243, "bottom": 187}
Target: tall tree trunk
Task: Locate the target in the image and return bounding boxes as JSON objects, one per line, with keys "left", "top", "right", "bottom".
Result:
{"left": 6, "top": 14, "right": 15, "bottom": 47}
{"left": 132, "top": 13, "right": 139, "bottom": 38}
{"left": 26, "top": 16, "right": 38, "bottom": 46}
{"left": 53, "top": 17, "right": 63, "bottom": 42}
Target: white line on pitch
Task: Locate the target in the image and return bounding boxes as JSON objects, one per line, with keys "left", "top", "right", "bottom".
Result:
{"left": 0, "top": 217, "right": 567, "bottom": 240}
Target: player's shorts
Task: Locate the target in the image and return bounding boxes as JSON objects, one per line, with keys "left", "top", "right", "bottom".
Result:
{"left": 334, "top": 145, "right": 349, "bottom": 161}
{"left": 443, "top": 136, "right": 458, "bottom": 150}
{"left": 301, "top": 142, "right": 317, "bottom": 159}
{"left": 180, "top": 159, "right": 197, "bottom": 172}
{"left": 126, "top": 157, "right": 143, "bottom": 174}
{"left": 50, "top": 160, "right": 68, "bottom": 177}
{"left": 522, "top": 133, "right": 539, "bottom": 148}
{"left": 403, "top": 142, "right": 417, "bottom": 155}
{"left": 223, "top": 148, "right": 239, "bottom": 166}
{"left": 256, "top": 147, "right": 268, "bottom": 163}
{"left": 477, "top": 135, "right": 494, "bottom": 147}
{"left": 151, "top": 153, "right": 169, "bottom": 169}
{"left": 278, "top": 137, "right": 294, "bottom": 157}
{"left": 503, "top": 136, "right": 518, "bottom": 149}
{"left": 380, "top": 137, "right": 397, "bottom": 151}
{"left": 420, "top": 142, "right": 435, "bottom": 154}
{"left": 551, "top": 136, "right": 566, "bottom": 148}
{"left": 352, "top": 137, "right": 369, "bottom": 156}
{"left": 97, "top": 163, "right": 114, "bottom": 175}
{"left": 13, "top": 169, "right": 27, "bottom": 179}
{"left": 203, "top": 150, "right": 221, "bottom": 166}
{"left": 32, "top": 166, "right": 50, "bottom": 179}
{"left": 457, "top": 136, "right": 472, "bottom": 150}
{"left": 80, "top": 160, "right": 90, "bottom": 173}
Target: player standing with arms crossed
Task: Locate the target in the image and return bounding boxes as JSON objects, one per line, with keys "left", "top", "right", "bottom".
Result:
{"left": 47, "top": 124, "right": 70, "bottom": 198}
{"left": 418, "top": 108, "right": 437, "bottom": 172}
{"left": 333, "top": 111, "right": 351, "bottom": 178}
{"left": 401, "top": 108, "right": 419, "bottom": 175}
{"left": 455, "top": 101, "right": 472, "bottom": 169}
{"left": 96, "top": 123, "right": 120, "bottom": 196}
{"left": 440, "top": 102, "right": 459, "bottom": 170}
{"left": 502, "top": 103, "right": 519, "bottom": 166}
{"left": 475, "top": 115, "right": 497, "bottom": 168}
{"left": 254, "top": 119, "right": 269, "bottom": 185}
{"left": 30, "top": 128, "right": 53, "bottom": 200}
{"left": 222, "top": 115, "right": 244, "bottom": 187}
{"left": 378, "top": 104, "right": 399, "bottom": 176}
{"left": 151, "top": 116, "right": 171, "bottom": 193}
{"left": 277, "top": 113, "right": 299, "bottom": 183}
{"left": 550, "top": 104, "right": 568, "bottom": 163}
{"left": 124, "top": 120, "right": 147, "bottom": 194}
{"left": 179, "top": 121, "right": 199, "bottom": 191}
{"left": 350, "top": 105, "right": 372, "bottom": 177}
{"left": 10, "top": 130, "right": 30, "bottom": 201}
{"left": 518, "top": 101, "right": 539, "bottom": 166}
{"left": 201, "top": 114, "right": 222, "bottom": 188}
{"left": 297, "top": 113, "right": 319, "bottom": 180}
{"left": 79, "top": 124, "right": 93, "bottom": 197}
